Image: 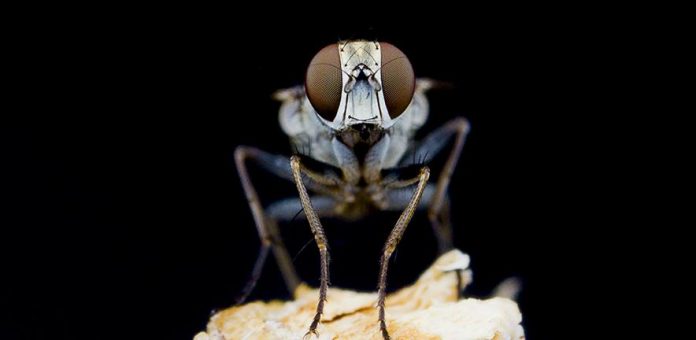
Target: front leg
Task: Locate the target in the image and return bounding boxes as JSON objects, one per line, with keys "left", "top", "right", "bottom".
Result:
{"left": 234, "top": 147, "right": 342, "bottom": 305}
{"left": 290, "top": 155, "right": 331, "bottom": 338}
{"left": 377, "top": 167, "right": 431, "bottom": 340}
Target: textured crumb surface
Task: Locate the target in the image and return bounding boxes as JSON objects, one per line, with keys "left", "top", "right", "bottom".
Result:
{"left": 195, "top": 250, "right": 524, "bottom": 340}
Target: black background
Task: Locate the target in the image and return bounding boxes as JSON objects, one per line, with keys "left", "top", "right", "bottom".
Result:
{"left": 2, "top": 9, "right": 629, "bottom": 340}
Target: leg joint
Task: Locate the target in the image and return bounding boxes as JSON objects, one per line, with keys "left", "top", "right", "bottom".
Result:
{"left": 450, "top": 117, "right": 470, "bottom": 133}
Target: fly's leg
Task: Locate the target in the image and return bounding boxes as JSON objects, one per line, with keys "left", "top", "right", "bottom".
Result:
{"left": 234, "top": 146, "right": 301, "bottom": 302}
{"left": 406, "top": 117, "right": 470, "bottom": 253}
{"left": 401, "top": 117, "right": 470, "bottom": 296}
{"left": 290, "top": 155, "right": 331, "bottom": 338}
{"left": 377, "top": 167, "right": 431, "bottom": 340}
{"left": 234, "top": 239, "right": 271, "bottom": 305}
{"left": 266, "top": 196, "right": 337, "bottom": 223}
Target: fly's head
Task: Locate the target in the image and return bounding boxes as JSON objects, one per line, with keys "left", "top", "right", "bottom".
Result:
{"left": 305, "top": 40, "right": 415, "bottom": 148}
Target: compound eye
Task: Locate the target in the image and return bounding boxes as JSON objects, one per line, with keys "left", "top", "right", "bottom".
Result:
{"left": 379, "top": 42, "right": 415, "bottom": 119}
{"left": 305, "top": 44, "right": 342, "bottom": 121}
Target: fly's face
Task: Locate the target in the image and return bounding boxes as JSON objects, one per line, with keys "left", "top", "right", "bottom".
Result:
{"left": 305, "top": 41, "right": 415, "bottom": 146}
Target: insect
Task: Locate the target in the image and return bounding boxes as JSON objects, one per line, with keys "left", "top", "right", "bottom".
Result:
{"left": 234, "top": 40, "right": 470, "bottom": 339}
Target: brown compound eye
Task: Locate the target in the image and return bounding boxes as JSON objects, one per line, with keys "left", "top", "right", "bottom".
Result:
{"left": 305, "top": 44, "right": 343, "bottom": 121}
{"left": 379, "top": 42, "right": 415, "bottom": 119}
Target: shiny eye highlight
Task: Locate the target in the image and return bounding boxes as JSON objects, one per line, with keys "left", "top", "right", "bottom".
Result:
{"left": 379, "top": 42, "right": 415, "bottom": 119}
{"left": 305, "top": 44, "right": 342, "bottom": 121}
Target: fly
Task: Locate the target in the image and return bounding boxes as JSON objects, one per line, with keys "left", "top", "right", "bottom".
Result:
{"left": 234, "top": 40, "right": 470, "bottom": 339}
